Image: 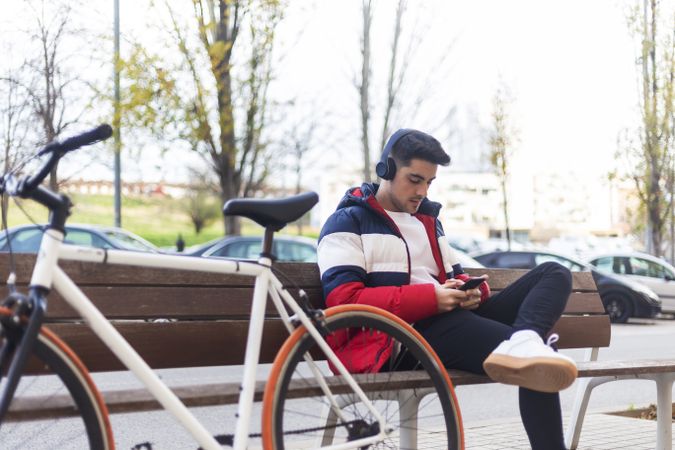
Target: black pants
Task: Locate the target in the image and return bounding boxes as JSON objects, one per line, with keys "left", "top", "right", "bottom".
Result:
{"left": 414, "top": 262, "right": 573, "bottom": 450}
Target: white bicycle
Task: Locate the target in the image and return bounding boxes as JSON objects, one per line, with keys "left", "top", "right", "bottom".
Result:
{"left": 0, "top": 124, "right": 464, "bottom": 449}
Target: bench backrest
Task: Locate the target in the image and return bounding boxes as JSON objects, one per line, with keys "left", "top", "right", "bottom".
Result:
{"left": 0, "top": 255, "right": 610, "bottom": 372}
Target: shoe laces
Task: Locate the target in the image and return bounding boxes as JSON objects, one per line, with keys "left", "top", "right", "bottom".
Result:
{"left": 546, "top": 333, "right": 559, "bottom": 347}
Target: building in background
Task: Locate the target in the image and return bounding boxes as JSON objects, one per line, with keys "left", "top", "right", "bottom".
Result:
{"left": 318, "top": 164, "right": 637, "bottom": 246}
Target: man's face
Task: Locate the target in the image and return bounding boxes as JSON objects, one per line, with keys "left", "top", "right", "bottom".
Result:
{"left": 383, "top": 158, "right": 438, "bottom": 214}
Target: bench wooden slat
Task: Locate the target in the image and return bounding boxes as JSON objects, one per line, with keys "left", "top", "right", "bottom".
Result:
{"left": 6, "top": 381, "right": 256, "bottom": 420}
{"left": 575, "top": 359, "right": 675, "bottom": 376}
{"left": 6, "top": 371, "right": 481, "bottom": 420}
{"left": 16, "top": 358, "right": 675, "bottom": 421}
{"left": 465, "top": 268, "right": 598, "bottom": 292}
{"left": 40, "top": 289, "right": 603, "bottom": 320}
{"left": 42, "top": 287, "right": 324, "bottom": 320}
{"left": 561, "top": 293, "right": 606, "bottom": 314}
{"left": 450, "top": 359, "right": 675, "bottom": 385}
{"left": 456, "top": 292, "right": 604, "bottom": 316}
{"left": 552, "top": 315, "right": 611, "bottom": 348}
{"left": 0, "top": 257, "right": 598, "bottom": 291}
{"left": 44, "top": 321, "right": 290, "bottom": 372}
{"left": 0, "top": 256, "right": 271, "bottom": 287}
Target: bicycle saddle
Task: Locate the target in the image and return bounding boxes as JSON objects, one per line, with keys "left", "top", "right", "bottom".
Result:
{"left": 222, "top": 191, "right": 319, "bottom": 231}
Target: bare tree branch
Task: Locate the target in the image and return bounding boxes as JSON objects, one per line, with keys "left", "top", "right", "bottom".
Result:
{"left": 379, "top": 0, "right": 405, "bottom": 152}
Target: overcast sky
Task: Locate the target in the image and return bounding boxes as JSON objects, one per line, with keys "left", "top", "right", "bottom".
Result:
{"left": 1, "top": 0, "right": 662, "bottom": 192}
{"left": 277, "top": 0, "right": 644, "bottom": 179}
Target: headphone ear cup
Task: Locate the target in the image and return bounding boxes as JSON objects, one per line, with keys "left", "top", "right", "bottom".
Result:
{"left": 375, "top": 160, "right": 388, "bottom": 179}
{"left": 376, "top": 158, "right": 397, "bottom": 180}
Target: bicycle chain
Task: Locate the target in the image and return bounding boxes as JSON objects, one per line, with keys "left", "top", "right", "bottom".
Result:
{"left": 274, "top": 418, "right": 364, "bottom": 436}
{"left": 173, "top": 419, "right": 367, "bottom": 449}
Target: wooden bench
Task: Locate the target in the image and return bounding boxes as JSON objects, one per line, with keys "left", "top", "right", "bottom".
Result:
{"left": 3, "top": 254, "right": 675, "bottom": 449}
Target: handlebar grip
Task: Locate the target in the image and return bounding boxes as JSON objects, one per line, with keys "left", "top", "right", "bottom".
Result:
{"left": 60, "top": 124, "right": 113, "bottom": 152}
{"left": 27, "top": 124, "right": 113, "bottom": 190}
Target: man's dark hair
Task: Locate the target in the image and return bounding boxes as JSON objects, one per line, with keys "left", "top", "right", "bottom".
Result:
{"left": 390, "top": 130, "right": 451, "bottom": 167}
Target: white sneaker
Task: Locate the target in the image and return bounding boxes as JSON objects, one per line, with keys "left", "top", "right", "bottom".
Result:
{"left": 483, "top": 330, "right": 578, "bottom": 393}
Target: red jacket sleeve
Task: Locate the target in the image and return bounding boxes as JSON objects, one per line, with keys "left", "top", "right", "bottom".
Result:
{"left": 326, "top": 281, "right": 438, "bottom": 323}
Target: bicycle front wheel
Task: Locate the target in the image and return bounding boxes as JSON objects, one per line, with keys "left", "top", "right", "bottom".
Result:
{"left": 262, "top": 304, "right": 463, "bottom": 449}
{"left": 0, "top": 308, "right": 114, "bottom": 449}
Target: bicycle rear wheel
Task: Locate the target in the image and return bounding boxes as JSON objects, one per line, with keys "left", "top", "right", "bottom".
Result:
{"left": 0, "top": 308, "right": 113, "bottom": 449}
{"left": 262, "top": 304, "right": 463, "bottom": 449}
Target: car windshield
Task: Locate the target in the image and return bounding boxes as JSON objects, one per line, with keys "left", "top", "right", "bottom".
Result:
{"left": 534, "top": 253, "right": 588, "bottom": 271}
{"left": 0, "top": 228, "right": 43, "bottom": 252}
{"left": 275, "top": 240, "right": 317, "bottom": 262}
{"left": 103, "top": 230, "right": 158, "bottom": 252}
{"left": 206, "top": 237, "right": 317, "bottom": 262}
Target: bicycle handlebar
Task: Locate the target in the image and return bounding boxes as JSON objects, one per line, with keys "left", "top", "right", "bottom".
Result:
{"left": 38, "top": 124, "right": 113, "bottom": 156}
{"left": 27, "top": 124, "right": 113, "bottom": 190}
{"left": 4, "top": 124, "right": 113, "bottom": 196}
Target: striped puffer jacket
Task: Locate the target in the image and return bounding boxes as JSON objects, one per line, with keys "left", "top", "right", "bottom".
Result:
{"left": 317, "top": 183, "right": 490, "bottom": 373}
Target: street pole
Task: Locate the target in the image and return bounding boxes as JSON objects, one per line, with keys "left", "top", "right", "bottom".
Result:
{"left": 113, "top": 0, "right": 122, "bottom": 228}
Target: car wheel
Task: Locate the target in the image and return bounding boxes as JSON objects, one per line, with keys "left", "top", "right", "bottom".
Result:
{"left": 603, "top": 293, "right": 632, "bottom": 323}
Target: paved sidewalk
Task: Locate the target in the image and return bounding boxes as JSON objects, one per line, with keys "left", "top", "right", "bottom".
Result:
{"left": 464, "top": 412, "right": 664, "bottom": 449}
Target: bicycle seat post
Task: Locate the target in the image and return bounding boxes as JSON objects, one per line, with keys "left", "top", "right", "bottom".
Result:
{"left": 260, "top": 228, "right": 275, "bottom": 262}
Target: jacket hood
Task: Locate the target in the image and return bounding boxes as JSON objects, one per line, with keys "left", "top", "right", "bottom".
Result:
{"left": 337, "top": 182, "right": 441, "bottom": 217}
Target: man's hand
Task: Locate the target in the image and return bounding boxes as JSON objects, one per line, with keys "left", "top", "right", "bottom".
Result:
{"left": 436, "top": 278, "right": 483, "bottom": 312}
{"left": 435, "top": 285, "right": 465, "bottom": 312}
{"left": 459, "top": 288, "right": 482, "bottom": 310}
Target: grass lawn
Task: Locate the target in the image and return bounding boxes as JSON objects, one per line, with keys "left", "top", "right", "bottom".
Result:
{"left": 3, "top": 193, "right": 318, "bottom": 249}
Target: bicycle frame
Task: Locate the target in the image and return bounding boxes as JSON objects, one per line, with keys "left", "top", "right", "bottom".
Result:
{"left": 20, "top": 228, "right": 389, "bottom": 450}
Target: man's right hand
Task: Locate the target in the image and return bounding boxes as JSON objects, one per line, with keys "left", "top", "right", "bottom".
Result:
{"left": 435, "top": 285, "right": 469, "bottom": 312}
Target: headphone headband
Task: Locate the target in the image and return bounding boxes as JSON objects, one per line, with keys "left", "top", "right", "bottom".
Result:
{"left": 376, "top": 128, "right": 414, "bottom": 180}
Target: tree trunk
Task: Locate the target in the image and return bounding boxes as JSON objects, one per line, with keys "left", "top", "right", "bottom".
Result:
{"left": 670, "top": 197, "right": 674, "bottom": 262}
{"left": 46, "top": 127, "right": 58, "bottom": 192}
{"left": 640, "top": 0, "right": 670, "bottom": 256}
{"left": 359, "top": 0, "right": 372, "bottom": 182}
{"left": 295, "top": 150, "right": 303, "bottom": 235}
{"left": 501, "top": 178, "right": 511, "bottom": 250}
{"left": 212, "top": 2, "right": 239, "bottom": 236}
{"left": 218, "top": 152, "right": 240, "bottom": 236}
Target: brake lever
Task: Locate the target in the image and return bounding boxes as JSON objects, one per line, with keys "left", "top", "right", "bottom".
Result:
{"left": 3, "top": 174, "right": 25, "bottom": 198}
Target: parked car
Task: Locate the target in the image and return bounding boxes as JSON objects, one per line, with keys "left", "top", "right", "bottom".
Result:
{"left": 185, "top": 235, "right": 318, "bottom": 262}
{"left": 473, "top": 238, "right": 528, "bottom": 253}
{"left": 0, "top": 224, "right": 160, "bottom": 253}
{"left": 587, "top": 252, "right": 675, "bottom": 315}
{"left": 472, "top": 250, "right": 661, "bottom": 323}
{"left": 451, "top": 246, "right": 485, "bottom": 269}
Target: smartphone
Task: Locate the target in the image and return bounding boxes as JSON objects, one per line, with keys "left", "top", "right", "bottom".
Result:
{"left": 457, "top": 276, "right": 487, "bottom": 291}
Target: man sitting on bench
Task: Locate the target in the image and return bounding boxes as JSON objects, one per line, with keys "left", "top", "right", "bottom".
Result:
{"left": 317, "top": 128, "right": 577, "bottom": 450}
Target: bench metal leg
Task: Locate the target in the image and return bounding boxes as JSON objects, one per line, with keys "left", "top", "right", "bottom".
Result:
{"left": 567, "top": 372, "right": 675, "bottom": 450}
{"left": 654, "top": 373, "right": 674, "bottom": 450}
{"left": 565, "top": 377, "right": 591, "bottom": 450}
{"left": 321, "top": 393, "right": 354, "bottom": 446}
{"left": 398, "top": 390, "right": 420, "bottom": 449}
{"left": 565, "top": 376, "right": 613, "bottom": 449}
{"left": 321, "top": 388, "right": 431, "bottom": 447}
{"left": 565, "top": 347, "right": 602, "bottom": 450}
{"left": 321, "top": 403, "right": 339, "bottom": 446}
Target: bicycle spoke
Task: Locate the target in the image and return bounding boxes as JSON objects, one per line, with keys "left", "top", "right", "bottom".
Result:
{"left": 263, "top": 307, "right": 462, "bottom": 449}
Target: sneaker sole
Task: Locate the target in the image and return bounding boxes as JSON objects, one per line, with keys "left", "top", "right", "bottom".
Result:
{"left": 483, "top": 354, "right": 578, "bottom": 393}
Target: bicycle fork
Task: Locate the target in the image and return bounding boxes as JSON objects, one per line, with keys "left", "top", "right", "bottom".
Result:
{"left": 0, "top": 289, "right": 47, "bottom": 424}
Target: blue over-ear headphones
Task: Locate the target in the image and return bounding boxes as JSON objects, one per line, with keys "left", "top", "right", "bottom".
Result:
{"left": 376, "top": 128, "right": 414, "bottom": 180}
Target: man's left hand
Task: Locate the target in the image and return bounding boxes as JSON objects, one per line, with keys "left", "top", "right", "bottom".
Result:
{"left": 459, "top": 289, "right": 482, "bottom": 310}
